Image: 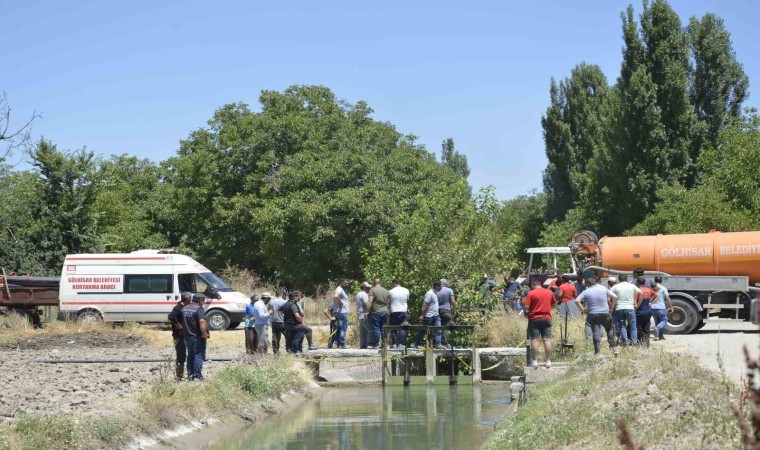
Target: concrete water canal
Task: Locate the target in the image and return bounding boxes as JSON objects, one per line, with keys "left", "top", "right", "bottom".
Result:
{"left": 201, "top": 384, "right": 511, "bottom": 449}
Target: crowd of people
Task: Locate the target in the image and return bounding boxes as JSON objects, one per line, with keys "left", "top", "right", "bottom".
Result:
{"left": 166, "top": 269, "right": 675, "bottom": 380}
{"left": 320, "top": 277, "right": 459, "bottom": 351}
{"left": 520, "top": 269, "right": 675, "bottom": 369}
{"left": 165, "top": 277, "right": 462, "bottom": 380}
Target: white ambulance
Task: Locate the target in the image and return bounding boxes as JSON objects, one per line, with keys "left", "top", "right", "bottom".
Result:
{"left": 57, "top": 250, "right": 250, "bottom": 330}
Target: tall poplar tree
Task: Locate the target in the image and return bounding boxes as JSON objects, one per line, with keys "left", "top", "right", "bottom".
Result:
{"left": 687, "top": 13, "right": 749, "bottom": 145}
{"left": 542, "top": 63, "right": 609, "bottom": 222}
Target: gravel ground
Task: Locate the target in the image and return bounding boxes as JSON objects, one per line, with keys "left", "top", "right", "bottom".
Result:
{"left": 0, "top": 329, "right": 238, "bottom": 421}
{"left": 658, "top": 321, "right": 760, "bottom": 383}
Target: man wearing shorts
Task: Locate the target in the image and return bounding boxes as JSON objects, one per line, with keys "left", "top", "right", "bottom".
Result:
{"left": 523, "top": 278, "right": 557, "bottom": 368}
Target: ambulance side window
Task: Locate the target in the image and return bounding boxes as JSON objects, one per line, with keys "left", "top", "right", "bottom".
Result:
{"left": 178, "top": 273, "right": 209, "bottom": 294}
{"left": 125, "top": 275, "right": 173, "bottom": 294}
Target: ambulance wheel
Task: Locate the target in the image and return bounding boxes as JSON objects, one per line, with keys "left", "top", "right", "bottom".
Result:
{"left": 206, "top": 310, "right": 230, "bottom": 331}
{"left": 77, "top": 309, "right": 103, "bottom": 325}
{"left": 227, "top": 322, "right": 241, "bottom": 330}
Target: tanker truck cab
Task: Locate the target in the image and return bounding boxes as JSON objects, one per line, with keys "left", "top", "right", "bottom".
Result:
{"left": 58, "top": 250, "right": 249, "bottom": 330}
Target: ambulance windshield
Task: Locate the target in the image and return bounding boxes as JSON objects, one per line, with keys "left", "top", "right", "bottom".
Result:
{"left": 199, "top": 272, "right": 234, "bottom": 292}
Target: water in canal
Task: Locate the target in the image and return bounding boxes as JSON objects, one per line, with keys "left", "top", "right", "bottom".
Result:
{"left": 204, "top": 384, "right": 510, "bottom": 449}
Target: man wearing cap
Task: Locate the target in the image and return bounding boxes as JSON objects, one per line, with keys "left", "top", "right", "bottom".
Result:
{"left": 245, "top": 294, "right": 259, "bottom": 355}
{"left": 356, "top": 282, "right": 372, "bottom": 349}
{"left": 268, "top": 291, "right": 287, "bottom": 353}
{"left": 182, "top": 294, "right": 210, "bottom": 381}
{"left": 168, "top": 291, "right": 192, "bottom": 380}
{"left": 253, "top": 293, "right": 272, "bottom": 353}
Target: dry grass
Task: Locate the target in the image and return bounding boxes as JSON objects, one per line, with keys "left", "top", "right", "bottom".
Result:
{"left": 0, "top": 356, "right": 314, "bottom": 450}
{"left": 219, "top": 265, "right": 279, "bottom": 297}
{"left": 474, "top": 309, "right": 591, "bottom": 357}
{"left": 0, "top": 314, "right": 111, "bottom": 345}
{"left": 485, "top": 348, "right": 742, "bottom": 449}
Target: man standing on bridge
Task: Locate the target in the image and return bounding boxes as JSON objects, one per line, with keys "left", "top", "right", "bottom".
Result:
{"left": 335, "top": 279, "right": 351, "bottom": 349}
{"left": 356, "top": 282, "right": 372, "bottom": 349}
{"left": 524, "top": 278, "right": 556, "bottom": 368}
{"left": 388, "top": 279, "right": 410, "bottom": 349}
{"left": 437, "top": 279, "right": 457, "bottom": 345}
{"left": 168, "top": 291, "right": 191, "bottom": 380}
{"left": 415, "top": 280, "right": 442, "bottom": 349}
{"left": 366, "top": 279, "right": 390, "bottom": 349}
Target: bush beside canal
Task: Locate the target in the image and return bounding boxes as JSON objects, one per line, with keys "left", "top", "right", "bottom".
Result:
{"left": 485, "top": 348, "right": 742, "bottom": 449}
{"left": 0, "top": 356, "right": 314, "bottom": 450}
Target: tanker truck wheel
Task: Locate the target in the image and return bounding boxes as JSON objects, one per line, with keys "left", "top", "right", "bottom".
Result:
{"left": 665, "top": 298, "right": 698, "bottom": 334}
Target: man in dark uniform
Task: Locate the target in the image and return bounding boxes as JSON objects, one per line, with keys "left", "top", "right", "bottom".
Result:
{"left": 283, "top": 291, "right": 306, "bottom": 353}
{"left": 168, "top": 292, "right": 192, "bottom": 380}
{"left": 182, "top": 293, "right": 210, "bottom": 381}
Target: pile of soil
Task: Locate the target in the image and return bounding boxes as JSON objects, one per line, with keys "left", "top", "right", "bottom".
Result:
{"left": 0, "top": 329, "right": 147, "bottom": 350}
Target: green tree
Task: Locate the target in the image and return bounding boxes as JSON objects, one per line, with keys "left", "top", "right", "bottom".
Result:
{"left": 93, "top": 155, "right": 175, "bottom": 252}
{"left": 363, "top": 184, "right": 518, "bottom": 316}
{"left": 542, "top": 64, "right": 610, "bottom": 222}
{"left": 604, "top": 2, "right": 698, "bottom": 233}
{"left": 28, "top": 139, "right": 102, "bottom": 273}
{"left": 496, "top": 191, "right": 547, "bottom": 262}
{"left": 687, "top": 13, "right": 750, "bottom": 145}
{"left": 641, "top": 0, "right": 703, "bottom": 184}
{"left": 440, "top": 137, "right": 470, "bottom": 179}
{"left": 629, "top": 114, "right": 760, "bottom": 235}
{"left": 0, "top": 167, "right": 47, "bottom": 273}
{"left": 169, "top": 85, "right": 470, "bottom": 288}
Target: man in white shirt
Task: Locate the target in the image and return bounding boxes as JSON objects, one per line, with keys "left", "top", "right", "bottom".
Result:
{"left": 388, "top": 279, "right": 410, "bottom": 349}
{"left": 610, "top": 274, "right": 642, "bottom": 346}
{"left": 331, "top": 279, "right": 350, "bottom": 349}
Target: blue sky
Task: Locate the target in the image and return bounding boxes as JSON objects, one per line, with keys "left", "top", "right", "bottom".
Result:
{"left": 3, "top": 0, "right": 758, "bottom": 200}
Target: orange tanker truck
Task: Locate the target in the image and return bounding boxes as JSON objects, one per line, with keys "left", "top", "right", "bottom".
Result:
{"left": 570, "top": 230, "right": 760, "bottom": 334}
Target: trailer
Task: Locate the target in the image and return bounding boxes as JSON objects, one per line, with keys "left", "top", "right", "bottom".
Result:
{"left": 0, "top": 269, "right": 60, "bottom": 327}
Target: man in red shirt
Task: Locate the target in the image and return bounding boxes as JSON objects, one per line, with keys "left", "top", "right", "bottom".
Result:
{"left": 558, "top": 275, "right": 577, "bottom": 303}
{"left": 523, "top": 278, "right": 557, "bottom": 369}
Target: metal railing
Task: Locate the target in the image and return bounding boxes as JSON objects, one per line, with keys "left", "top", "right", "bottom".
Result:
{"left": 383, "top": 323, "right": 476, "bottom": 386}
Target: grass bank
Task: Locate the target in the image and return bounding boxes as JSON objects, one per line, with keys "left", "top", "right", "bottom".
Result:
{"left": 0, "top": 356, "right": 313, "bottom": 450}
{"left": 484, "top": 348, "right": 742, "bottom": 449}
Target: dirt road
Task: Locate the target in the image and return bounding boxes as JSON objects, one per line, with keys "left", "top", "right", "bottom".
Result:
{"left": 658, "top": 322, "right": 760, "bottom": 383}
